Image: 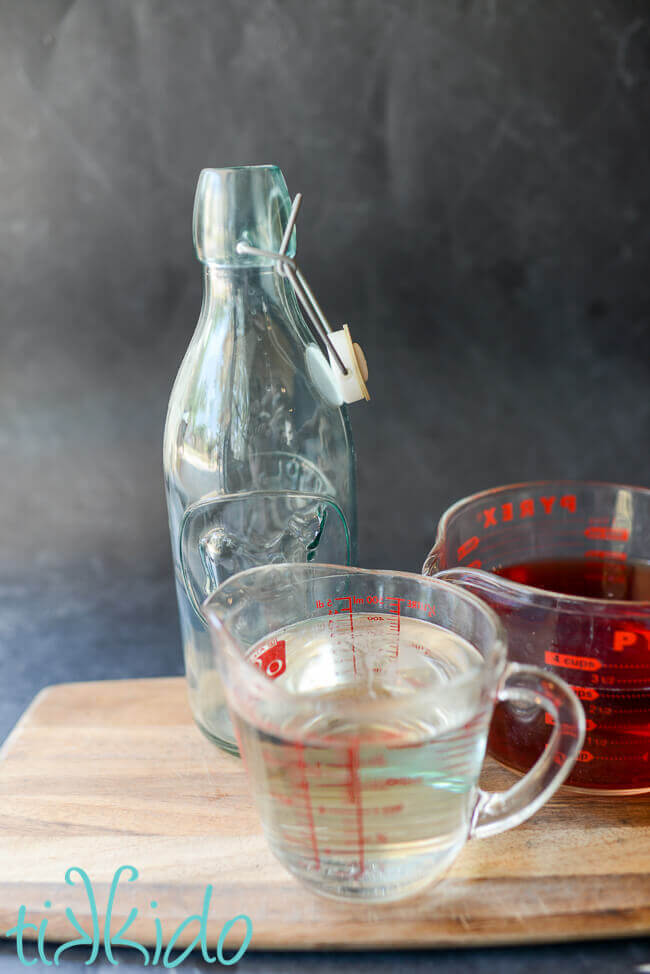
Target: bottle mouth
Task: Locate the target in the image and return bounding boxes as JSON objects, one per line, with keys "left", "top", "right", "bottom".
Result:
{"left": 193, "top": 165, "right": 295, "bottom": 267}
{"left": 203, "top": 164, "right": 278, "bottom": 173}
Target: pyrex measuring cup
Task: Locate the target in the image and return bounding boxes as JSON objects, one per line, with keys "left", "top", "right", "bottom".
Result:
{"left": 204, "top": 564, "right": 584, "bottom": 902}
{"left": 423, "top": 481, "right": 650, "bottom": 794}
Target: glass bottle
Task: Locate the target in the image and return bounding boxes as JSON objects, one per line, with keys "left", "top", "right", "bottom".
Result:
{"left": 163, "top": 166, "right": 358, "bottom": 752}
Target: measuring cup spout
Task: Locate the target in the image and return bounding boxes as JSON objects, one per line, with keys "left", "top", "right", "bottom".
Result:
{"left": 202, "top": 563, "right": 309, "bottom": 678}
{"left": 202, "top": 596, "right": 247, "bottom": 669}
{"left": 433, "top": 567, "right": 517, "bottom": 602}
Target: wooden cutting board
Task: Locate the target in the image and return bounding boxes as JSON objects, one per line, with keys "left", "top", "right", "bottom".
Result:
{"left": 1, "top": 677, "right": 649, "bottom": 953}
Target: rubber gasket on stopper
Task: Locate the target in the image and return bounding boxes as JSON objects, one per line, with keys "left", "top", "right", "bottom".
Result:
{"left": 328, "top": 325, "right": 370, "bottom": 403}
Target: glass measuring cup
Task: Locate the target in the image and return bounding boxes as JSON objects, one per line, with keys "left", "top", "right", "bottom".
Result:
{"left": 423, "top": 481, "right": 650, "bottom": 794}
{"left": 203, "top": 564, "right": 584, "bottom": 902}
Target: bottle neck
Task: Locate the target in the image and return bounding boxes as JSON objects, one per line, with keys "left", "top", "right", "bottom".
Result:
{"left": 200, "top": 263, "right": 305, "bottom": 342}
{"left": 201, "top": 262, "right": 278, "bottom": 302}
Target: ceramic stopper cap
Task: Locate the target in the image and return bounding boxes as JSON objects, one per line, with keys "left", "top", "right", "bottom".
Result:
{"left": 328, "top": 325, "right": 370, "bottom": 403}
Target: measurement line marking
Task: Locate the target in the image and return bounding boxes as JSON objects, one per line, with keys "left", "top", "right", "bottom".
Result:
{"left": 386, "top": 596, "right": 403, "bottom": 658}
{"left": 603, "top": 663, "right": 650, "bottom": 670}
{"left": 348, "top": 742, "right": 364, "bottom": 879}
{"left": 295, "top": 741, "right": 320, "bottom": 870}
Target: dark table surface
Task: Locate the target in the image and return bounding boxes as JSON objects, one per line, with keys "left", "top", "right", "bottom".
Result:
{"left": 1, "top": 565, "right": 649, "bottom": 973}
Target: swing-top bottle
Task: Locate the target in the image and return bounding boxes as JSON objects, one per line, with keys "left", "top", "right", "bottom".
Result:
{"left": 163, "top": 165, "right": 359, "bottom": 751}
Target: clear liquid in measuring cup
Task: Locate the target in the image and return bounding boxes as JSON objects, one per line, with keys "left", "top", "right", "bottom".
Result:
{"left": 230, "top": 614, "right": 489, "bottom": 901}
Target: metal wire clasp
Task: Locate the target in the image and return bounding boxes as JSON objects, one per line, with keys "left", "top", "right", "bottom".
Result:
{"left": 235, "top": 194, "right": 348, "bottom": 376}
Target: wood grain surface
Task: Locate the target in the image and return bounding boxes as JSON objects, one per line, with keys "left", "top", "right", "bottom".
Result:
{"left": 0, "top": 677, "right": 649, "bottom": 952}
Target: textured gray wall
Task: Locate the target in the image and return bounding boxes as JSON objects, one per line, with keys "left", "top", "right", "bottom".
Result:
{"left": 0, "top": 0, "right": 649, "bottom": 733}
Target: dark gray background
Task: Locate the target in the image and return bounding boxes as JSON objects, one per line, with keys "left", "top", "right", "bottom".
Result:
{"left": 1, "top": 1, "right": 649, "bottom": 970}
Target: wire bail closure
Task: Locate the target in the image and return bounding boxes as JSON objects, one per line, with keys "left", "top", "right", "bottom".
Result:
{"left": 235, "top": 194, "right": 370, "bottom": 408}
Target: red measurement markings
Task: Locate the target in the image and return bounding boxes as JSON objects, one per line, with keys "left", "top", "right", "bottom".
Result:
{"left": 591, "top": 676, "right": 650, "bottom": 686}
{"left": 551, "top": 652, "right": 649, "bottom": 676}
{"left": 547, "top": 713, "right": 650, "bottom": 738}
{"left": 545, "top": 651, "right": 601, "bottom": 672}
{"left": 581, "top": 751, "right": 649, "bottom": 763}
{"left": 604, "top": 726, "right": 650, "bottom": 738}
{"left": 584, "top": 549, "right": 627, "bottom": 561}
{"left": 571, "top": 686, "right": 599, "bottom": 701}
{"left": 460, "top": 493, "right": 581, "bottom": 561}
{"left": 335, "top": 595, "right": 356, "bottom": 675}
{"left": 252, "top": 640, "right": 286, "bottom": 680}
{"left": 327, "top": 594, "right": 436, "bottom": 616}
{"left": 458, "top": 536, "right": 480, "bottom": 561}
{"left": 406, "top": 599, "right": 435, "bottom": 616}
{"left": 591, "top": 696, "right": 650, "bottom": 704}
{"left": 546, "top": 714, "right": 596, "bottom": 734}
{"left": 385, "top": 596, "right": 404, "bottom": 659}
{"left": 347, "top": 743, "right": 364, "bottom": 878}
{"left": 294, "top": 742, "right": 320, "bottom": 870}
{"left": 584, "top": 526, "right": 629, "bottom": 542}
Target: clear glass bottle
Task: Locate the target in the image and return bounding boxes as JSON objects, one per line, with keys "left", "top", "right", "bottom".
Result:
{"left": 163, "top": 166, "right": 358, "bottom": 752}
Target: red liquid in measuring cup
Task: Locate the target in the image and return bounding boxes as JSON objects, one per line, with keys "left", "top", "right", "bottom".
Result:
{"left": 487, "top": 557, "right": 650, "bottom": 792}
{"left": 494, "top": 557, "right": 650, "bottom": 601}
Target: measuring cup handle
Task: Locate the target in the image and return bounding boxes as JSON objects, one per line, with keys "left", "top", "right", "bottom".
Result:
{"left": 470, "top": 662, "right": 586, "bottom": 840}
